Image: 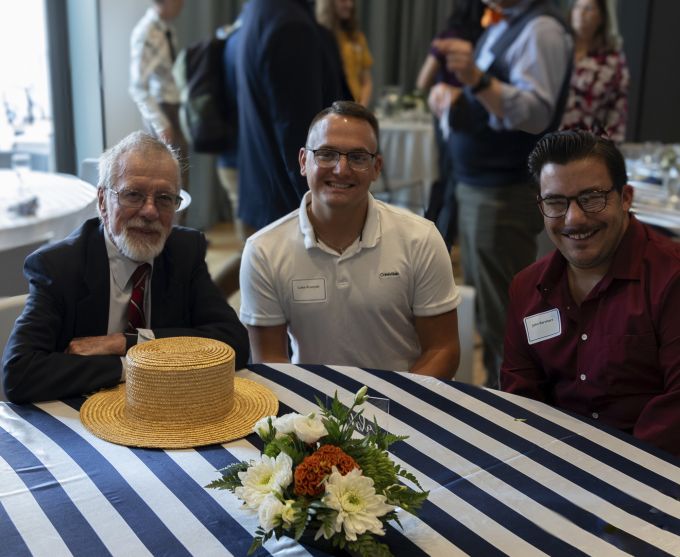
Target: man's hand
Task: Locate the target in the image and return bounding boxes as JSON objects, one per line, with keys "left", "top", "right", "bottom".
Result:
{"left": 65, "top": 333, "right": 126, "bottom": 356}
{"left": 432, "top": 38, "right": 483, "bottom": 87}
{"left": 428, "top": 83, "right": 462, "bottom": 118}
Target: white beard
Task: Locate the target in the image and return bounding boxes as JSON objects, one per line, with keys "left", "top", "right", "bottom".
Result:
{"left": 108, "top": 217, "right": 168, "bottom": 262}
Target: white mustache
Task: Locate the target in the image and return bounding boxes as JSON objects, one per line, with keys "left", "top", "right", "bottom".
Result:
{"left": 124, "top": 218, "right": 164, "bottom": 233}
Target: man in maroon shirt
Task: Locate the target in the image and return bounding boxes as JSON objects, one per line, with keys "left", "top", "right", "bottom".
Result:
{"left": 501, "top": 130, "right": 680, "bottom": 457}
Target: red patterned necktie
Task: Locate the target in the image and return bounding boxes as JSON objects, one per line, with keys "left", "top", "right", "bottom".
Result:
{"left": 126, "top": 264, "right": 150, "bottom": 332}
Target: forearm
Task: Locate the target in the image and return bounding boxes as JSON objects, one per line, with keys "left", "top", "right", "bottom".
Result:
{"left": 359, "top": 71, "right": 372, "bottom": 107}
{"left": 246, "top": 324, "right": 289, "bottom": 364}
{"left": 410, "top": 347, "right": 459, "bottom": 380}
{"left": 3, "top": 351, "right": 122, "bottom": 403}
{"left": 472, "top": 76, "right": 505, "bottom": 119}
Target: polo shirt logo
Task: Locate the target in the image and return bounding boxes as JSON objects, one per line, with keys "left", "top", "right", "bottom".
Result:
{"left": 379, "top": 271, "right": 400, "bottom": 279}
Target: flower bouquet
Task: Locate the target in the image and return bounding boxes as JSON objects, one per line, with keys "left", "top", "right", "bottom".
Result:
{"left": 207, "top": 386, "right": 428, "bottom": 556}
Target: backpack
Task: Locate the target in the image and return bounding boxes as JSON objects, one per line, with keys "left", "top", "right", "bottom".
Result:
{"left": 173, "top": 22, "right": 240, "bottom": 154}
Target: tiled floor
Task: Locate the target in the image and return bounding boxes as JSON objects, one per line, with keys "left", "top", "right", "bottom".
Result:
{"left": 204, "top": 220, "right": 486, "bottom": 387}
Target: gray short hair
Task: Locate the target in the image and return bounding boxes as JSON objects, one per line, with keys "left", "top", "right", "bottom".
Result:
{"left": 97, "top": 130, "right": 180, "bottom": 192}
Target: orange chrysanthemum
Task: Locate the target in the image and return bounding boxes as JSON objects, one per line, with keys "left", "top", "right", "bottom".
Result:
{"left": 294, "top": 444, "right": 360, "bottom": 497}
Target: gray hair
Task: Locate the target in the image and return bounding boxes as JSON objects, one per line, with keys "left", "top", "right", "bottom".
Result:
{"left": 97, "top": 130, "right": 180, "bottom": 192}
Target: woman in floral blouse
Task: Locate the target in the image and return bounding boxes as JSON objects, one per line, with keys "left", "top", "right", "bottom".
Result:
{"left": 560, "top": 0, "right": 630, "bottom": 143}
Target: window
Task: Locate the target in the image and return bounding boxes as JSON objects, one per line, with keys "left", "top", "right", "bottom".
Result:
{"left": 0, "top": 0, "right": 53, "bottom": 170}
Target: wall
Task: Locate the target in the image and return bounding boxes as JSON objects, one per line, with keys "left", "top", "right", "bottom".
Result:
{"left": 67, "top": 0, "right": 105, "bottom": 167}
{"left": 99, "top": 0, "right": 146, "bottom": 148}
{"left": 77, "top": 0, "right": 242, "bottom": 228}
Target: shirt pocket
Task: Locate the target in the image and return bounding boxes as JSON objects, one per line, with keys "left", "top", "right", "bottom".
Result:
{"left": 602, "top": 333, "right": 661, "bottom": 395}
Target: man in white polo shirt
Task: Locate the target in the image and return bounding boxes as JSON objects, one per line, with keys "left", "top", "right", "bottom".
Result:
{"left": 239, "top": 101, "right": 461, "bottom": 378}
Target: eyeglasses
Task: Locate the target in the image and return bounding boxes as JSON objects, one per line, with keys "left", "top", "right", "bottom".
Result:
{"left": 109, "top": 188, "right": 182, "bottom": 212}
{"left": 305, "top": 148, "right": 377, "bottom": 171}
{"left": 537, "top": 188, "right": 614, "bottom": 218}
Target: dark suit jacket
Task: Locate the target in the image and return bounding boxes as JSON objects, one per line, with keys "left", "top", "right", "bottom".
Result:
{"left": 2, "top": 218, "right": 249, "bottom": 403}
{"left": 236, "top": 0, "right": 349, "bottom": 230}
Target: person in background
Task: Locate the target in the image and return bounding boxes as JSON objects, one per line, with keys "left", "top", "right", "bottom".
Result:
{"left": 236, "top": 0, "right": 348, "bottom": 232}
{"left": 429, "top": 0, "right": 572, "bottom": 389}
{"left": 502, "top": 130, "right": 680, "bottom": 457}
{"left": 129, "top": 0, "right": 189, "bottom": 191}
{"left": 316, "top": 0, "right": 373, "bottom": 107}
{"left": 560, "top": 0, "right": 629, "bottom": 142}
{"left": 240, "top": 101, "right": 461, "bottom": 379}
{"left": 2, "top": 132, "right": 249, "bottom": 403}
{"left": 216, "top": 14, "right": 247, "bottom": 240}
{"left": 416, "top": 0, "right": 485, "bottom": 250}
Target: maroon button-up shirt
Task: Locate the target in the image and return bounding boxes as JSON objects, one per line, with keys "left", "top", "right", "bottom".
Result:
{"left": 501, "top": 216, "right": 680, "bottom": 456}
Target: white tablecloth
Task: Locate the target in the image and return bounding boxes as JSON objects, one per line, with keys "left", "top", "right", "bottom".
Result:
{"left": 630, "top": 180, "right": 680, "bottom": 236}
{"left": 0, "top": 170, "right": 97, "bottom": 251}
{"left": 374, "top": 115, "right": 437, "bottom": 214}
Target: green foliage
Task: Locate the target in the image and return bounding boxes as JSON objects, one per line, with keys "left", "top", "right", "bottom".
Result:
{"left": 205, "top": 461, "right": 248, "bottom": 491}
{"left": 208, "top": 386, "right": 429, "bottom": 557}
{"left": 262, "top": 433, "right": 307, "bottom": 465}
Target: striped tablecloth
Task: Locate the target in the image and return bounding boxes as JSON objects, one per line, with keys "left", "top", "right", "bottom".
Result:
{"left": 2, "top": 363, "right": 680, "bottom": 556}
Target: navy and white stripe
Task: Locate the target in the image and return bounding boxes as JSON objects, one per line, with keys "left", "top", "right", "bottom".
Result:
{"left": 1, "top": 364, "right": 679, "bottom": 556}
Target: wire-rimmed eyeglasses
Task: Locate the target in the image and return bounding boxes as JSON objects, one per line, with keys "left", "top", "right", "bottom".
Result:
{"left": 537, "top": 188, "right": 615, "bottom": 218}
{"left": 305, "top": 147, "right": 377, "bottom": 171}
{"left": 109, "top": 188, "right": 183, "bottom": 212}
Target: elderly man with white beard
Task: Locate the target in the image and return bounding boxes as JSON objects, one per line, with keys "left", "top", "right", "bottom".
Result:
{"left": 2, "top": 131, "right": 248, "bottom": 403}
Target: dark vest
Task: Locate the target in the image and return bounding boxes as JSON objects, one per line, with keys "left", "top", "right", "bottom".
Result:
{"left": 449, "top": 0, "right": 572, "bottom": 187}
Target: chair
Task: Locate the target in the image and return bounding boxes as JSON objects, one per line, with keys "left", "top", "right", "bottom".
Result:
{"left": 0, "top": 235, "right": 52, "bottom": 297}
{"left": 0, "top": 294, "right": 28, "bottom": 401}
{"left": 79, "top": 157, "right": 99, "bottom": 187}
{"left": 455, "top": 285, "right": 476, "bottom": 384}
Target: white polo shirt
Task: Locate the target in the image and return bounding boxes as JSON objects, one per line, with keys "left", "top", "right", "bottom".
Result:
{"left": 240, "top": 192, "right": 460, "bottom": 371}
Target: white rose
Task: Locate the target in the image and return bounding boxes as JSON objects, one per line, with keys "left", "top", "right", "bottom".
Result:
{"left": 293, "top": 412, "right": 328, "bottom": 444}
{"left": 273, "top": 413, "right": 298, "bottom": 437}
{"left": 253, "top": 415, "right": 274, "bottom": 438}
{"left": 258, "top": 493, "right": 284, "bottom": 532}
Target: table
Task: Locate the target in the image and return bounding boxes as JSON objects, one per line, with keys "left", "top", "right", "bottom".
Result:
{"left": 374, "top": 114, "right": 437, "bottom": 214}
{"left": 2, "top": 363, "right": 679, "bottom": 556}
{"left": 630, "top": 180, "right": 680, "bottom": 236}
{"left": 0, "top": 170, "right": 97, "bottom": 251}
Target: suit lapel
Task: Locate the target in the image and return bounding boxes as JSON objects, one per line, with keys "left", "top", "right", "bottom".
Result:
{"left": 75, "top": 222, "right": 110, "bottom": 336}
{"left": 150, "top": 243, "right": 180, "bottom": 327}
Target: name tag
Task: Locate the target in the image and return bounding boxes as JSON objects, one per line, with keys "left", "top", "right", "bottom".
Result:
{"left": 523, "top": 309, "right": 561, "bottom": 345}
{"left": 292, "top": 278, "right": 326, "bottom": 302}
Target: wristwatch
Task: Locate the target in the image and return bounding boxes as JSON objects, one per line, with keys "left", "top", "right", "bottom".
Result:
{"left": 471, "top": 72, "right": 492, "bottom": 95}
{"left": 125, "top": 332, "right": 138, "bottom": 352}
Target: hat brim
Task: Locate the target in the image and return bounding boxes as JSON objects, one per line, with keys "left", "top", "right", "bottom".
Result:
{"left": 80, "top": 376, "right": 278, "bottom": 449}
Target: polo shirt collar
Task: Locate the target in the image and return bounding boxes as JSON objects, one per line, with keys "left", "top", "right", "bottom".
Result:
{"left": 298, "top": 191, "right": 381, "bottom": 252}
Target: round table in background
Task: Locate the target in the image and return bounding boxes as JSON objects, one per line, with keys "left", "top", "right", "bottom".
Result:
{"left": 0, "top": 170, "right": 97, "bottom": 251}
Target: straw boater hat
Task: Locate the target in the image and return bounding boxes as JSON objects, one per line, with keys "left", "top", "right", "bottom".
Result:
{"left": 80, "top": 337, "right": 278, "bottom": 449}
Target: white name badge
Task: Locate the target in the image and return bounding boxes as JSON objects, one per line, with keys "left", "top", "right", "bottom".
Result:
{"left": 292, "top": 278, "right": 326, "bottom": 302}
{"left": 523, "top": 309, "right": 561, "bottom": 345}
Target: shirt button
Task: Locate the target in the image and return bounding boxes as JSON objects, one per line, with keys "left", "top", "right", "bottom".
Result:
{"left": 592, "top": 412, "right": 599, "bottom": 419}
{"left": 580, "top": 373, "right": 586, "bottom": 381}
{"left": 581, "top": 333, "right": 588, "bottom": 341}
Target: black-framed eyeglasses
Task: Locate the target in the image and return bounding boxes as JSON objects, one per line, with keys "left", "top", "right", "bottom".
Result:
{"left": 537, "top": 188, "right": 615, "bottom": 218}
{"left": 109, "top": 188, "right": 183, "bottom": 212}
{"left": 305, "top": 147, "right": 377, "bottom": 171}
